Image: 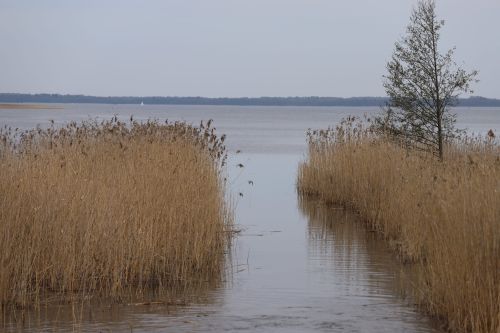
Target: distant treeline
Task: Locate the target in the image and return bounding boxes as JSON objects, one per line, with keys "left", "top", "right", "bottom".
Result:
{"left": 1, "top": 93, "right": 500, "bottom": 107}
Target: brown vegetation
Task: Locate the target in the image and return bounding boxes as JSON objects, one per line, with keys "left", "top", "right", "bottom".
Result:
{"left": 298, "top": 119, "right": 500, "bottom": 332}
{"left": 0, "top": 118, "right": 231, "bottom": 309}
{"left": 0, "top": 104, "right": 63, "bottom": 110}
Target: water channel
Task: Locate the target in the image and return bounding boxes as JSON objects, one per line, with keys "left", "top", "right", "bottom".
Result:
{"left": 1, "top": 104, "right": 498, "bottom": 332}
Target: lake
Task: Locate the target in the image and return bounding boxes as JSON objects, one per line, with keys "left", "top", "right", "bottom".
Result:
{"left": 1, "top": 104, "right": 498, "bottom": 332}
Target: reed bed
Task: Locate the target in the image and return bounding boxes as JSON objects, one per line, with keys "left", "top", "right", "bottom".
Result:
{"left": 0, "top": 118, "right": 231, "bottom": 309}
{"left": 298, "top": 118, "right": 500, "bottom": 333}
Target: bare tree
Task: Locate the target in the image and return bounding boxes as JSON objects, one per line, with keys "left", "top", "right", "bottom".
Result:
{"left": 378, "top": 0, "right": 477, "bottom": 159}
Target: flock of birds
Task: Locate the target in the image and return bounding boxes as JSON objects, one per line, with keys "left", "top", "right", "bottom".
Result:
{"left": 235, "top": 150, "right": 253, "bottom": 198}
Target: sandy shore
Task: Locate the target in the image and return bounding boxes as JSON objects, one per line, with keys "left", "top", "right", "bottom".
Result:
{"left": 0, "top": 103, "right": 63, "bottom": 110}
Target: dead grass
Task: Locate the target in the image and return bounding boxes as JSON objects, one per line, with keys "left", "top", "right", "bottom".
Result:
{"left": 298, "top": 119, "right": 500, "bottom": 333}
{"left": 0, "top": 118, "right": 231, "bottom": 309}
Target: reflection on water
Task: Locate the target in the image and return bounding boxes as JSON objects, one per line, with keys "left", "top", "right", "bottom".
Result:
{"left": 298, "top": 197, "right": 443, "bottom": 333}
{"left": 300, "top": 197, "right": 417, "bottom": 308}
{"left": 2, "top": 281, "right": 225, "bottom": 332}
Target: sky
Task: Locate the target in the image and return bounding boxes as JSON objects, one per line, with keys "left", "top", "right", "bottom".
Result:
{"left": 0, "top": 0, "right": 499, "bottom": 98}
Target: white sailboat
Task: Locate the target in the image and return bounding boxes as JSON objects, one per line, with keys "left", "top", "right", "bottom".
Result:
{"left": 140, "top": 101, "right": 144, "bottom": 106}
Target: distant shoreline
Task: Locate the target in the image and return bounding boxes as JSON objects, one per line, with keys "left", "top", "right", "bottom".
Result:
{"left": 1, "top": 94, "right": 500, "bottom": 107}
{"left": 0, "top": 103, "right": 63, "bottom": 110}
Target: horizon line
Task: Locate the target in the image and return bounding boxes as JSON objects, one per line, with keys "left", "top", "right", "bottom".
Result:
{"left": 2, "top": 93, "right": 500, "bottom": 100}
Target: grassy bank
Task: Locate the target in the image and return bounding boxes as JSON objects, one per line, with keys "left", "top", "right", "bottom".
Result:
{"left": 0, "top": 103, "right": 63, "bottom": 110}
{"left": 0, "top": 118, "right": 231, "bottom": 308}
{"left": 298, "top": 120, "right": 500, "bottom": 332}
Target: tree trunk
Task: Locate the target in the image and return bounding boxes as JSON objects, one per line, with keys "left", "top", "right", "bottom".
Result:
{"left": 430, "top": 12, "right": 444, "bottom": 160}
{"left": 437, "top": 105, "right": 443, "bottom": 160}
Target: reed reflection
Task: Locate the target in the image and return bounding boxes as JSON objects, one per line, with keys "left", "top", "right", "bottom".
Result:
{"left": 2, "top": 278, "right": 226, "bottom": 332}
{"left": 299, "top": 195, "right": 423, "bottom": 307}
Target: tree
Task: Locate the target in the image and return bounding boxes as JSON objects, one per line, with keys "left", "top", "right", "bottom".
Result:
{"left": 378, "top": 0, "right": 478, "bottom": 159}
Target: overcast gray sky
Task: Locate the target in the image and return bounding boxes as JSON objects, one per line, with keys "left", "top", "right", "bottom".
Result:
{"left": 1, "top": 0, "right": 499, "bottom": 98}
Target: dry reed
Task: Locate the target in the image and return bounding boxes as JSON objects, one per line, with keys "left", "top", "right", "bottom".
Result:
{"left": 298, "top": 118, "right": 500, "bottom": 333}
{"left": 0, "top": 118, "right": 231, "bottom": 309}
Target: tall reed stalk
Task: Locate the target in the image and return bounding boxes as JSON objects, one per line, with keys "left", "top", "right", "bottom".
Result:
{"left": 298, "top": 118, "right": 500, "bottom": 333}
{"left": 0, "top": 118, "right": 231, "bottom": 308}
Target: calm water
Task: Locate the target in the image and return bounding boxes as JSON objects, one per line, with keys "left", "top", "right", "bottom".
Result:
{"left": 1, "top": 104, "right": 498, "bottom": 332}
